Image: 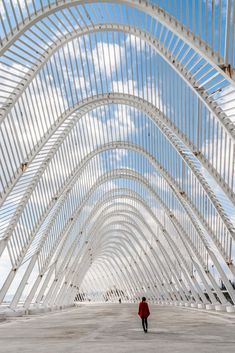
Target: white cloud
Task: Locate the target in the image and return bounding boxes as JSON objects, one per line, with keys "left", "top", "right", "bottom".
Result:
{"left": 0, "top": 62, "right": 29, "bottom": 107}
{"left": 91, "top": 41, "right": 124, "bottom": 77}
{"left": 126, "top": 34, "right": 142, "bottom": 52}
{"left": 0, "top": 0, "right": 27, "bottom": 18}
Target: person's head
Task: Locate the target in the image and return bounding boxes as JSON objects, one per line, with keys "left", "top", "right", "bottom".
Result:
{"left": 142, "top": 296, "right": 146, "bottom": 302}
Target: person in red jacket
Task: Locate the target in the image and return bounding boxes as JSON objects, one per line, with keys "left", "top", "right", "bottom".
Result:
{"left": 138, "top": 297, "right": 150, "bottom": 332}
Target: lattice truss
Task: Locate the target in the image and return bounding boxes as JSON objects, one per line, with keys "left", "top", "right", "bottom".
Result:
{"left": 0, "top": 0, "right": 235, "bottom": 310}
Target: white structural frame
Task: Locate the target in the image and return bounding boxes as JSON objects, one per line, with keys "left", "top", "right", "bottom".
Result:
{"left": 0, "top": 0, "right": 235, "bottom": 312}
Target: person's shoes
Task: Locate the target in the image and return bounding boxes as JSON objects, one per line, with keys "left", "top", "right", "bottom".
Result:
{"left": 144, "top": 329, "right": 147, "bottom": 333}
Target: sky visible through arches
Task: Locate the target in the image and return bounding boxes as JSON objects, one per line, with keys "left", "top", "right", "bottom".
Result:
{"left": 0, "top": 0, "right": 234, "bottom": 305}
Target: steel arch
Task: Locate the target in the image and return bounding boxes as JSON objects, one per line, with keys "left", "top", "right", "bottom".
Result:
{"left": 0, "top": 0, "right": 235, "bottom": 311}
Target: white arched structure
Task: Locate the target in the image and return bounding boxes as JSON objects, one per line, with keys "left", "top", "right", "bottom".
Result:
{"left": 0, "top": 0, "right": 235, "bottom": 313}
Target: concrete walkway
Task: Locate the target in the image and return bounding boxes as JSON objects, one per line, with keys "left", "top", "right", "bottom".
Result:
{"left": 0, "top": 303, "right": 234, "bottom": 353}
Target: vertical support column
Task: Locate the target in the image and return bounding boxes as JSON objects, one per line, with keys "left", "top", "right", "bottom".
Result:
{"left": 224, "top": 0, "right": 231, "bottom": 64}
{"left": 35, "top": 264, "right": 55, "bottom": 305}
{"left": 24, "top": 275, "right": 42, "bottom": 309}
{"left": 10, "top": 254, "right": 37, "bottom": 309}
{"left": 0, "top": 270, "right": 16, "bottom": 305}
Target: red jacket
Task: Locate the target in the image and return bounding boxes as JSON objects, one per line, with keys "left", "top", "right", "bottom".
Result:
{"left": 138, "top": 301, "right": 150, "bottom": 318}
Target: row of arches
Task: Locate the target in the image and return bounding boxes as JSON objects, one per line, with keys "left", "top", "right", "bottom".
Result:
{"left": 0, "top": 0, "right": 234, "bottom": 312}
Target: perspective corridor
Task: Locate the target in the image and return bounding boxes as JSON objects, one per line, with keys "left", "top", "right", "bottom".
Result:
{"left": 0, "top": 0, "right": 235, "bottom": 313}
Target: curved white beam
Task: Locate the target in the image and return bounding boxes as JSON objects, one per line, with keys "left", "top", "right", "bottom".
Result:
{"left": 86, "top": 218, "right": 195, "bottom": 303}
{"left": 83, "top": 201, "right": 212, "bottom": 302}
{"left": 82, "top": 193, "right": 216, "bottom": 300}
{"left": 78, "top": 190, "right": 223, "bottom": 305}
{"left": 1, "top": 23, "right": 233, "bottom": 148}
{"left": 35, "top": 167, "right": 234, "bottom": 301}
{"left": 2, "top": 102, "right": 233, "bottom": 281}
{"left": 20, "top": 183, "right": 228, "bottom": 306}
{"left": 0, "top": 0, "right": 233, "bottom": 88}
{"left": 6, "top": 140, "right": 231, "bottom": 278}
{"left": 3, "top": 93, "right": 233, "bottom": 231}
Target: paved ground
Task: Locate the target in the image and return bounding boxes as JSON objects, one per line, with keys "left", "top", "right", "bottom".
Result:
{"left": 0, "top": 303, "right": 235, "bottom": 353}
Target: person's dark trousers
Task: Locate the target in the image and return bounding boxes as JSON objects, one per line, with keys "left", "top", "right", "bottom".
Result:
{"left": 141, "top": 317, "right": 148, "bottom": 332}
